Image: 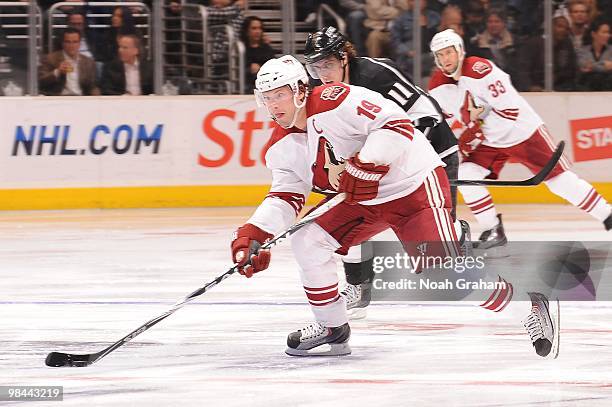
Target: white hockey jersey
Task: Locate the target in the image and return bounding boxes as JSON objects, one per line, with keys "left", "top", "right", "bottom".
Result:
{"left": 247, "top": 82, "right": 443, "bottom": 236}
{"left": 428, "top": 57, "right": 545, "bottom": 148}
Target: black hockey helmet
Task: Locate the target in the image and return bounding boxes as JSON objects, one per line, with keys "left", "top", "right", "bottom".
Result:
{"left": 304, "top": 26, "right": 347, "bottom": 65}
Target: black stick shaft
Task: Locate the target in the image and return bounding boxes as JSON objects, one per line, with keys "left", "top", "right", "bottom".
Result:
{"left": 450, "top": 141, "right": 565, "bottom": 187}
{"left": 46, "top": 194, "right": 346, "bottom": 367}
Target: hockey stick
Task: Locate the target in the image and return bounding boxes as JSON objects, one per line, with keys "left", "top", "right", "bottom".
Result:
{"left": 45, "top": 193, "right": 346, "bottom": 368}
{"left": 449, "top": 141, "right": 565, "bottom": 186}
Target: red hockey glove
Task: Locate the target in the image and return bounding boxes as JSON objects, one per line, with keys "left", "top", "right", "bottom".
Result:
{"left": 339, "top": 154, "right": 390, "bottom": 205}
{"left": 231, "top": 223, "right": 273, "bottom": 278}
{"left": 458, "top": 122, "right": 485, "bottom": 157}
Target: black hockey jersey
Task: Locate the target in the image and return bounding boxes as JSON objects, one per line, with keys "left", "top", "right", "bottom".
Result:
{"left": 347, "top": 57, "right": 457, "bottom": 158}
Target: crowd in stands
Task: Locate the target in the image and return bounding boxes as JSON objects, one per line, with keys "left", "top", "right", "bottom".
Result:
{"left": 0, "top": 0, "right": 610, "bottom": 95}
{"left": 323, "top": 0, "right": 611, "bottom": 91}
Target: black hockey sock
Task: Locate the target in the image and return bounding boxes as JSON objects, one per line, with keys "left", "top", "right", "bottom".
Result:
{"left": 343, "top": 258, "right": 375, "bottom": 285}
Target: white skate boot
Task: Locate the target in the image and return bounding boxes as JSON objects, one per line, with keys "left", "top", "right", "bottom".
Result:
{"left": 341, "top": 281, "right": 372, "bottom": 320}
{"left": 285, "top": 322, "right": 351, "bottom": 357}
{"left": 523, "top": 292, "right": 560, "bottom": 358}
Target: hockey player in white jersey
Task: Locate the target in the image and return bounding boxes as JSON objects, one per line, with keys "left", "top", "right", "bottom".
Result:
{"left": 231, "top": 54, "right": 459, "bottom": 356}
{"left": 230, "top": 55, "right": 561, "bottom": 359}
{"left": 428, "top": 29, "right": 612, "bottom": 250}
{"left": 304, "top": 26, "right": 470, "bottom": 320}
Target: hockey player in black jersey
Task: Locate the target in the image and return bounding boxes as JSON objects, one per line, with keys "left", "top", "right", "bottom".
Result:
{"left": 304, "top": 26, "right": 472, "bottom": 319}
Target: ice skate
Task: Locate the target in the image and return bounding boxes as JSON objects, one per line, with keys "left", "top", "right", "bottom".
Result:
{"left": 523, "top": 292, "right": 560, "bottom": 358}
{"left": 341, "top": 281, "right": 372, "bottom": 320}
{"left": 473, "top": 214, "right": 508, "bottom": 257}
{"left": 286, "top": 322, "right": 351, "bottom": 356}
{"left": 604, "top": 212, "right": 612, "bottom": 231}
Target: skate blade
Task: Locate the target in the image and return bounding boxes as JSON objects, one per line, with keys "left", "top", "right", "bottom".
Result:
{"left": 285, "top": 342, "right": 351, "bottom": 357}
{"left": 347, "top": 307, "right": 367, "bottom": 320}
{"left": 549, "top": 298, "right": 560, "bottom": 359}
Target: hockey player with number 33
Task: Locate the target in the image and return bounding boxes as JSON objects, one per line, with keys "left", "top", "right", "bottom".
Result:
{"left": 428, "top": 29, "right": 612, "bottom": 249}
{"left": 230, "top": 55, "right": 460, "bottom": 356}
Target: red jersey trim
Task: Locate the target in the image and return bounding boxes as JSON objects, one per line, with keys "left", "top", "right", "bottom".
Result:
{"left": 462, "top": 57, "right": 493, "bottom": 79}
{"left": 428, "top": 69, "right": 456, "bottom": 91}
{"left": 262, "top": 124, "right": 305, "bottom": 166}
{"left": 307, "top": 82, "right": 351, "bottom": 117}
{"left": 265, "top": 192, "right": 306, "bottom": 216}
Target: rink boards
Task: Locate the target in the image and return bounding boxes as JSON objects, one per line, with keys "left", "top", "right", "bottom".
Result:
{"left": 0, "top": 93, "right": 610, "bottom": 209}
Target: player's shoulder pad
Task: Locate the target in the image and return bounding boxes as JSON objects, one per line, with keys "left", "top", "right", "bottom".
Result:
{"left": 353, "top": 57, "right": 404, "bottom": 89}
{"left": 462, "top": 57, "right": 494, "bottom": 79}
{"left": 262, "top": 124, "right": 305, "bottom": 167}
{"left": 356, "top": 57, "right": 400, "bottom": 77}
{"left": 427, "top": 69, "right": 457, "bottom": 90}
{"left": 307, "top": 82, "right": 351, "bottom": 116}
{"left": 428, "top": 69, "right": 457, "bottom": 90}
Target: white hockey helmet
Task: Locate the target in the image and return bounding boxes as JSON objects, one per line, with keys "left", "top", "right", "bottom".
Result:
{"left": 255, "top": 55, "right": 308, "bottom": 105}
{"left": 254, "top": 55, "right": 309, "bottom": 128}
{"left": 430, "top": 29, "right": 465, "bottom": 78}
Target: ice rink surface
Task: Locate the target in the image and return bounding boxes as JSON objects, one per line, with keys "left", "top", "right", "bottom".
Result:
{"left": 1, "top": 205, "right": 611, "bottom": 406}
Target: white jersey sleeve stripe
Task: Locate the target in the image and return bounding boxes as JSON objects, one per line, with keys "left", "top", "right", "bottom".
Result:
{"left": 388, "top": 89, "right": 408, "bottom": 105}
{"left": 393, "top": 82, "right": 414, "bottom": 100}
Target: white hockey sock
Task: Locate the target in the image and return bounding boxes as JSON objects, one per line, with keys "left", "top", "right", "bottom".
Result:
{"left": 460, "top": 187, "right": 499, "bottom": 230}
{"left": 342, "top": 240, "right": 374, "bottom": 264}
{"left": 545, "top": 171, "right": 612, "bottom": 222}
{"left": 292, "top": 222, "right": 348, "bottom": 327}
{"left": 458, "top": 162, "right": 499, "bottom": 230}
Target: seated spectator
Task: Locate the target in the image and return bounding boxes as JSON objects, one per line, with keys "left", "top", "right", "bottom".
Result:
{"left": 240, "top": 16, "right": 276, "bottom": 94}
{"left": 577, "top": 17, "right": 612, "bottom": 90}
{"left": 391, "top": 0, "right": 440, "bottom": 77}
{"left": 65, "top": 11, "right": 102, "bottom": 61}
{"left": 568, "top": 0, "right": 593, "bottom": 51}
{"left": 38, "top": 28, "right": 99, "bottom": 96}
{"left": 364, "top": 0, "right": 408, "bottom": 58}
{"left": 470, "top": 9, "right": 518, "bottom": 80}
{"left": 98, "top": 6, "right": 140, "bottom": 63}
{"left": 506, "top": 0, "right": 544, "bottom": 38}
{"left": 583, "top": 0, "right": 602, "bottom": 21}
{"left": 463, "top": 0, "right": 486, "bottom": 41}
{"left": 339, "top": 0, "right": 367, "bottom": 56}
{"left": 100, "top": 34, "right": 153, "bottom": 95}
{"left": 438, "top": 4, "right": 463, "bottom": 32}
{"left": 435, "top": 4, "right": 479, "bottom": 57}
{"left": 517, "top": 15, "right": 577, "bottom": 91}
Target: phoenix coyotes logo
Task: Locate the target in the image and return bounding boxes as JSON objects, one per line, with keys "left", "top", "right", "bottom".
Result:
{"left": 472, "top": 61, "right": 491, "bottom": 75}
{"left": 311, "top": 137, "right": 345, "bottom": 192}
{"left": 320, "top": 85, "right": 347, "bottom": 101}
{"left": 460, "top": 91, "right": 485, "bottom": 126}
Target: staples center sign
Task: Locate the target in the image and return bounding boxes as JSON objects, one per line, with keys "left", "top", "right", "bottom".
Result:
{"left": 570, "top": 116, "right": 612, "bottom": 163}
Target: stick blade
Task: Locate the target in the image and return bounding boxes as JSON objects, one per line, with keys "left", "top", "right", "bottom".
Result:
{"left": 45, "top": 352, "right": 93, "bottom": 367}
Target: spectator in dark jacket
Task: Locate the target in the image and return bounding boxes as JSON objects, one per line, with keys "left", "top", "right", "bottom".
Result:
{"left": 98, "top": 6, "right": 140, "bottom": 63}
{"left": 240, "top": 16, "right": 276, "bottom": 93}
{"left": 577, "top": 17, "right": 612, "bottom": 90}
{"left": 470, "top": 8, "right": 518, "bottom": 81}
{"left": 517, "top": 15, "right": 578, "bottom": 91}
{"left": 65, "top": 11, "right": 103, "bottom": 61}
{"left": 100, "top": 34, "right": 153, "bottom": 95}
